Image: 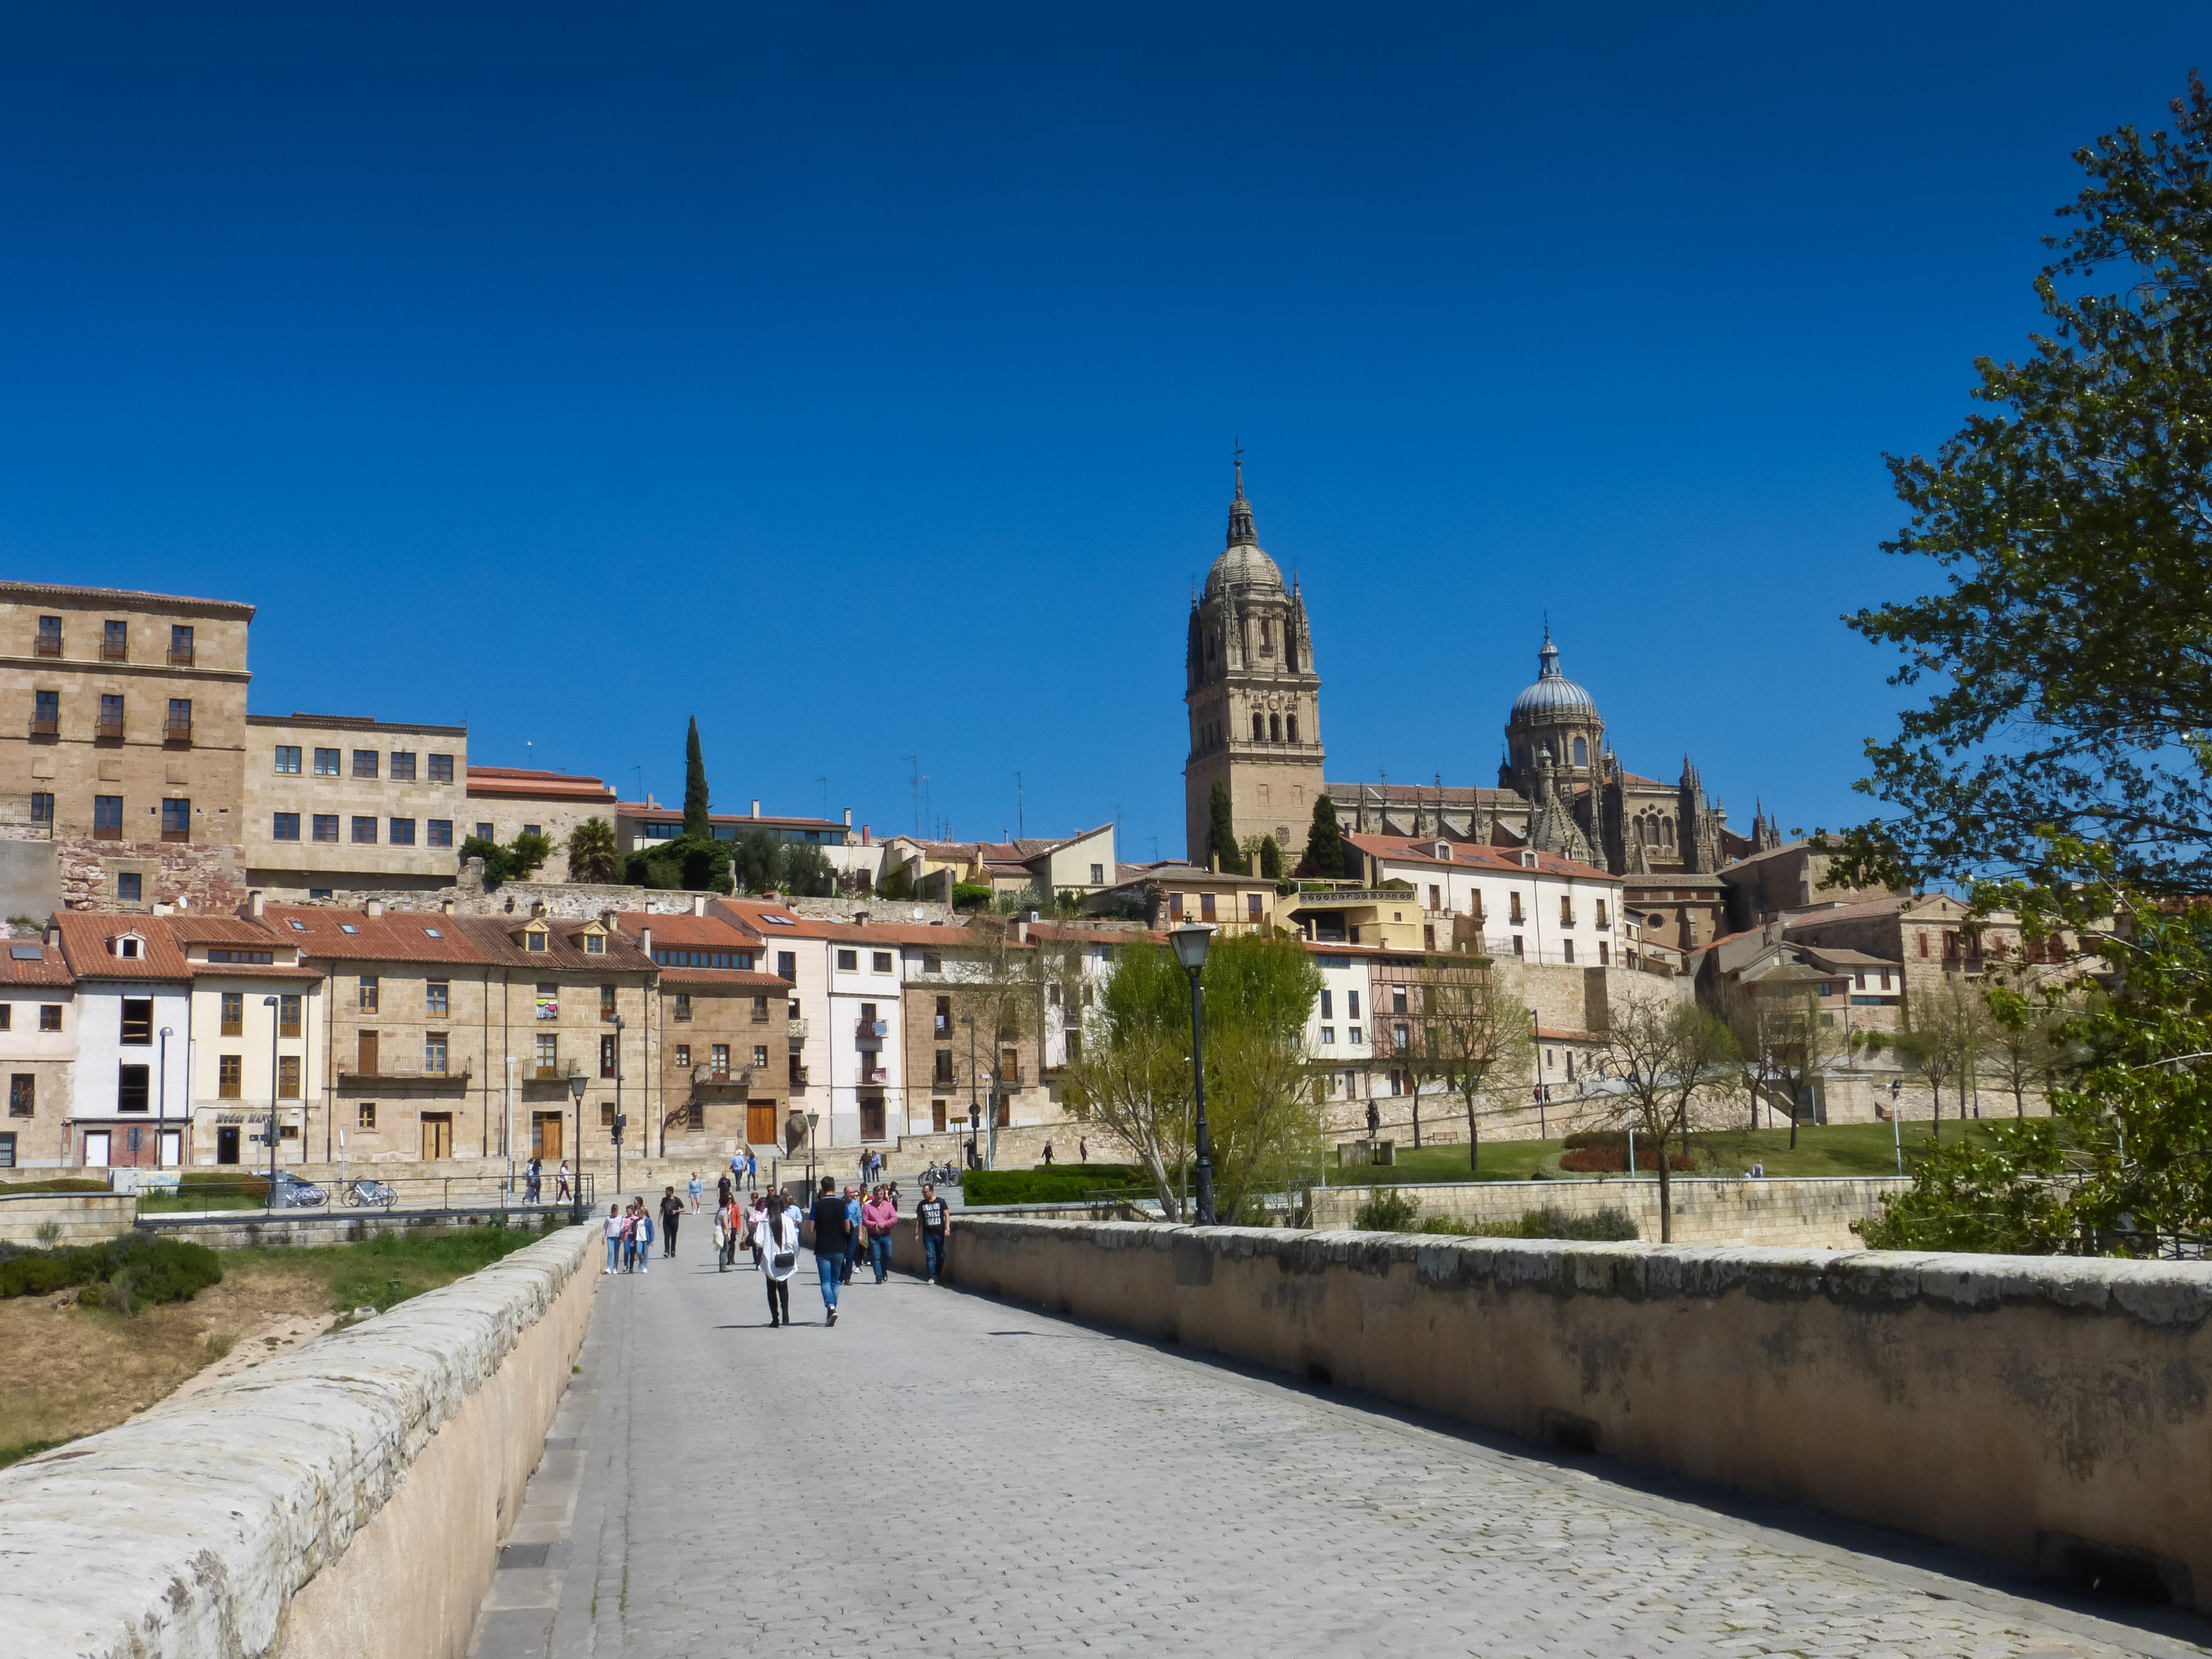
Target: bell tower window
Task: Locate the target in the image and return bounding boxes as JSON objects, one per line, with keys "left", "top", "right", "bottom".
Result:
{"left": 1287, "top": 713, "right": 1299, "bottom": 743}
{"left": 1572, "top": 736, "right": 1587, "bottom": 767}
{"left": 1269, "top": 714, "right": 1281, "bottom": 741}
{"left": 1260, "top": 618, "right": 1272, "bottom": 656}
{"left": 1251, "top": 712, "right": 1264, "bottom": 742}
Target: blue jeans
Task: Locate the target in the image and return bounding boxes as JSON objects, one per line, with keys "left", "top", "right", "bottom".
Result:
{"left": 817, "top": 1251, "right": 841, "bottom": 1311}
{"left": 605, "top": 1238, "right": 620, "bottom": 1271}
{"left": 923, "top": 1232, "right": 944, "bottom": 1281}
{"left": 869, "top": 1235, "right": 891, "bottom": 1281}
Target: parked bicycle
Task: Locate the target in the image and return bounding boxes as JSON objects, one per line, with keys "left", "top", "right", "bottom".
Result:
{"left": 271, "top": 1171, "right": 328, "bottom": 1208}
{"left": 341, "top": 1178, "right": 398, "bottom": 1210}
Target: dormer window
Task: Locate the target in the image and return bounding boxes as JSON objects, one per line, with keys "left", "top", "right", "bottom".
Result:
{"left": 113, "top": 934, "right": 143, "bottom": 959}
{"left": 525, "top": 929, "right": 548, "bottom": 953}
{"left": 1433, "top": 842, "right": 1452, "bottom": 860}
{"left": 1520, "top": 850, "right": 1538, "bottom": 869}
{"left": 584, "top": 934, "right": 605, "bottom": 955}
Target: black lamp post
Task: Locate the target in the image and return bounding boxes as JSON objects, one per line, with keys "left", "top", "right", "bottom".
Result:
{"left": 1528, "top": 1007, "right": 1546, "bottom": 1140}
{"left": 262, "top": 996, "right": 281, "bottom": 1194}
{"left": 156, "top": 1026, "right": 171, "bottom": 1170}
{"left": 806, "top": 1108, "right": 820, "bottom": 1191}
{"left": 1169, "top": 922, "right": 1216, "bottom": 1226}
{"left": 566, "top": 1070, "right": 587, "bottom": 1223}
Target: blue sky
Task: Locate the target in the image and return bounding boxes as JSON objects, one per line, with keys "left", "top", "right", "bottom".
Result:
{"left": 1, "top": 5, "right": 2205, "bottom": 861}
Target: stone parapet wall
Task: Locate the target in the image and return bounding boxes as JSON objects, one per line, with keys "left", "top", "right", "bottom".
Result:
{"left": 0, "top": 1224, "right": 593, "bottom": 1659}
{"left": 0, "top": 1189, "right": 135, "bottom": 1244}
{"left": 939, "top": 1218, "right": 2212, "bottom": 1612}
{"left": 133, "top": 1208, "right": 546, "bottom": 1251}
{"left": 1311, "top": 1176, "right": 1912, "bottom": 1249}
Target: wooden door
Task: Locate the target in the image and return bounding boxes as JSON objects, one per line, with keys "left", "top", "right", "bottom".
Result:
{"left": 421, "top": 1113, "right": 453, "bottom": 1160}
{"left": 931, "top": 1099, "right": 947, "bottom": 1132}
{"left": 532, "top": 1111, "right": 562, "bottom": 1159}
{"left": 746, "top": 1103, "right": 776, "bottom": 1145}
{"left": 358, "top": 1030, "right": 379, "bottom": 1076}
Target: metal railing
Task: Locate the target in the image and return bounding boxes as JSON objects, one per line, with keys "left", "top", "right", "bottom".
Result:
{"left": 168, "top": 646, "right": 195, "bottom": 667}
{"left": 95, "top": 719, "right": 123, "bottom": 739}
{"left": 99, "top": 641, "right": 128, "bottom": 663}
{"left": 126, "top": 1169, "right": 600, "bottom": 1219}
{"left": 27, "top": 718, "right": 56, "bottom": 738}
{"left": 164, "top": 721, "right": 192, "bottom": 743}
{"left": 34, "top": 637, "right": 61, "bottom": 659}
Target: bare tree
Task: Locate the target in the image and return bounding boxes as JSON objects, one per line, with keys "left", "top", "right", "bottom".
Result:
{"left": 1594, "top": 992, "right": 1742, "bottom": 1243}
{"left": 1724, "top": 983, "right": 1834, "bottom": 1150}
{"left": 940, "top": 918, "right": 1042, "bottom": 1164}
{"left": 1385, "top": 950, "right": 1532, "bottom": 1170}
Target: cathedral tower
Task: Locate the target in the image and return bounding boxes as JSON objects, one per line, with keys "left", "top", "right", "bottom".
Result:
{"left": 1184, "top": 461, "right": 1325, "bottom": 864}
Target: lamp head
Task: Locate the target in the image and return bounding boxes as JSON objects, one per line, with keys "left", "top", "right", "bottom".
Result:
{"left": 567, "top": 1072, "right": 587, "bottom": 1102}
{"left": 806, "top": 1110, "right": 819, "bottom": 1129}
{"left": 1169, "top": 922, "right": 1214, "bottom": 974}
{"left": 263, "top": 995, "right": 279, "bottom": 1008}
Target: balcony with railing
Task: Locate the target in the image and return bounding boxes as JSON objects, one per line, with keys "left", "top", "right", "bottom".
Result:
{"left": 337, "top": 1058, "right": 474, "bottom": 1086}
{"left": 34, "top": 635, "right": 61, "bottom": 660}
{"left": 27, "top": 717, "right": 56, "bottom": 738}
{"left": 99, "top": 640, "right": 127, "bottom": 663}
{"left": 167, "top": 644, "right": 195, "bottom": 667}
{"left": 690, "top": 1065, "right": 754, "bottom": 1090}
{"left": 94, "top": 718, "right": 124, "bottom": 740}
{"left": 163, "top": 720, "right": 192, "bottom": 745}
{"left": 92, "top": 823, "right": 123, "bottom": 842}
{"left": 861, "top": 1066, "right": 889, "bottom": 1085}
{"left": 854, "top": 1018, "right": 887, "bottom": 1049}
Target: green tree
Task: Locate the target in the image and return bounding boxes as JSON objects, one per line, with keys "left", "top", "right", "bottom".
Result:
{"left": 683, "top": 716, "right": 711, "bottom": 839}
{"left": 1063, "top": 931, "right": 1322, "bottom": 1221}
{"left": 730, "top": 828, "right": 780, "bottom": 893}
{"left": 1206, "top": 782, "right": 1246, "bottom": 874}
{"left": 779, "top": 842, "right": 836, "bottom": 898}
{"left": 564, "top": 817, "right": 619, "bottom": 884}
{"left": 1833, "top": 75, "right": 2212, "bottom": 895}
{"left": 1257, "top": 835, "right": 1283, "bottom": 879}
{"left": 1303, "top": 793, "right": 1345, "bottom": 878}
{"left": 1383, "top": 950, "right": 1532, "bottom": 1170}
{"left": 463, "top": 831, "right": 553, "bottom": 886}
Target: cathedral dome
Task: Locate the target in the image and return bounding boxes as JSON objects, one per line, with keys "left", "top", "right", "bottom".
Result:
{"left": 1203, "top": 458, "right": 1286, "bottom": 599}
{"left": 1510, "top": 631, "right": 1598, "bottom": 720}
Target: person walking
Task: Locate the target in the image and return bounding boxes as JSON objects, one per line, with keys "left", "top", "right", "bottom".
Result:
{"left": 1042, "top": 1141, "right": 1054, "bottom": 1168}
{"left": 688, "top": 1171, "right": 702, "bottom": 1213}
{"left": 811, "top": 1176, "right": 852, "bottom": 1326}
{"left": 915, "top": 1183, "right": 950, "bottom": 1285}
{"left": 1079, "top": 1138, "right": 1088, "bottom": 1164}
{"left": 745, "top": 1150, "right": 757, "bottom": 1193}
{"left": 602, "top": 1202, "right": 623, "bottom": 1274}
{"left": 636, "top": 1201, "right": 655, "bottom": 1272}
{"left": 556, "top": 1160, "right": 573, "bottom": 1204}
{"left": 757, "top": 1191, "right": 799, "bottom": 1326}
{"left": 660, "top": 1185, "right": 684, "bottom": 1258}
{"left": 840, "top": 1184, "right": 864, "bottom": 1286}
{"left": 862, "top": 1185, "right": 898, "bottom": 1284}
{"left": 619, "top": 1202, "right": 638, "bottom": 1273}
{"left": 749, "top": 1192, "right": 768, "bottom": 1270}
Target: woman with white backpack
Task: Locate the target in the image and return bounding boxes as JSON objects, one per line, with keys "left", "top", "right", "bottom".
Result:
{"left": 756, "top": 1191, "right": 799, "bottom": 1327}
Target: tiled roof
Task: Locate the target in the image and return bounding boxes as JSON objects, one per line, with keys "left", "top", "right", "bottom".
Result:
{"left": 811, "top": 920, "right": 982, "bottom": 949}
{"left": 51, "top": 913, "right": 192, "bottom": 980}
{"left": 656, "top": 967, "right": 793, "bottom": 990}
{"left": 261, "top": 905, "right": 491, "bottom": 964}
{"left": 1781, "top": 896, "right": 1915, "bottom": 930}
{"left": 0, "top": 941, "right": 73, "bottom": 987}
{"left": 246, "top": 712, "right": 468, "bottom": 736}
{"left": 1797, "top": 945, "right": 1902, "bottom": 969}
{"left": 1347, "top": 833, "right": 1614, "bottom": 884}
{"left": 168, "top": 916, "right": 289, "bottom": 948}
{"left": 1534, "top": 1025, "right": 1600, "bottom": 1043}
{"left": 613, "top": 912, "right": 757, "bottom": 948}
{"left": 190, "top": 962, "right": 325, "bottom": 983}
{"left": 466, "top": 767, "right": 616, "bottom": 801}
{"left": 451, "top": 916, "right": 653, "bottom": 973}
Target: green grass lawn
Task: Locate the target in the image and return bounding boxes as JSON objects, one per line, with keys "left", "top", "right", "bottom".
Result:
{"left": 220, "top": 1218, "right": 556, "bottom": 1314}
{"left": 1330, "top": 1118, "right": 2038, "bottom": 1188}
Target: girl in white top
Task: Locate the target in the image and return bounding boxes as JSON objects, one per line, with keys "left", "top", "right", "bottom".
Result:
{"left": 602, "top": 1203, "right": 623, "bottom": 1274}
{"left": 757, "top": 1194, "right": 800, "bottom": 1327}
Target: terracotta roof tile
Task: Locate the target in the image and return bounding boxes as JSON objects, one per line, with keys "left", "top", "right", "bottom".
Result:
{"left": 1346, "top": 833, "right": 1615, "bottom": 884}
{"left": 450, "top": 916, "right": 653, "bottom": 973}
{"left": 51, "top": 913, "right": 191, "bottom": 980}
{"left": 0, "top": 941, "right": 73, "bottom": 987}
{"left": 261, "top": 905, "right": 491, "bottom": 964}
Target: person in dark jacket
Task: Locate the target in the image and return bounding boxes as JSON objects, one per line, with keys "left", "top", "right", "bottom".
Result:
{"left": 659, "top": 1186, "right": 684, "bottom": 1258}
{"left": 810, "top": 1176, "right": 852, "bottom": 1326}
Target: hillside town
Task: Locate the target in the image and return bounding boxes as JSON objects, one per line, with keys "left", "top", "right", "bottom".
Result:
{"left": 0, "top": 469, "right": 2082, "bottom": 1179}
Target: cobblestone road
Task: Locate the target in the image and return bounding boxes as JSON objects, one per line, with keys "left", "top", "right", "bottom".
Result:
{"left": 470, "top": 1240, "right": 2210, "bottom": 1659}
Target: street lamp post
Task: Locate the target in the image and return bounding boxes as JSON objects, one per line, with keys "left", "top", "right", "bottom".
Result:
{"left": 262, "top": 997, "right": 280, "bottom": 1191}
{"left": 156, "top": 1026, "right": 171, "bottom": 1169}
{"left": 566, "top": 1071, "right": 588, "bottom": 1223}
{"left": 1529, "top": 1007, "right": 1546, "bottom": 1140}
{"left": 967, "top": 1101, "right": 980, "bottom": 1170}
{"left": 806, "top": 1109, "right": 820, "bottom": 1191}
{"left": 1169, "top": 923, "right": 1216, "bottom": 1226}
{"left": 961, "top": 1014, "right": 979, "bottom": 1167}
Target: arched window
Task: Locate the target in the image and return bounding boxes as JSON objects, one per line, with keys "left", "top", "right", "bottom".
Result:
{"left": 1259, "top": 618, "right": 1272, "bottom": 655}
{"left": 1269, "top": 714, "right": 1282, "bottom": 742}
{"left": 1286, "top": 713, "right": 1299, "bottom": 743}
{"left": 1252, "top": 712, "right": 1265, "bottom": 742}
{"left": 1661, "top": 818, "right": 1675, "bottom": 849}
{"left": 1572, "top": 736, "right": 1587, "bottom": 767}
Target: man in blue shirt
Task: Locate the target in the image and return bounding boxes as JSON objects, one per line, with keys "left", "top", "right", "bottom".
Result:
{"left": 841, "top": 1184, "right": 864, "bottom": 1285}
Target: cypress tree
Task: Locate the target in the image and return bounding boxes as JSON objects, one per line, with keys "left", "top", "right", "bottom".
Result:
{"left": 683, "top": 717, "right": 711, "bottom": 839}
{"left": 1206, "top": 782, "right": 1247, "bottom": 874}
{"left": 1258, "top": 835, "right": 1282, "bottom": 879}
{"left": 1304, "top": 793, "right": 1345, "bottom": 878}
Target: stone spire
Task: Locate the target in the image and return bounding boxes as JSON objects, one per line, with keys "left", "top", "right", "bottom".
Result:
{"left": 1526, "top": 751, "right": 1596, "bottom": 866}
{"left": 1226, "top": 454, "right": 1257, "bottom": 548}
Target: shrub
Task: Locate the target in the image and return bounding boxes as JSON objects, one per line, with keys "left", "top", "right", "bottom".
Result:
{"left": 951, "top": 883, "right": 994, "bottom": 910}
{"left": 1412, "top": 1205, "right": 1638, "bottom": 1241}
{"left": 0, "top": 1235, "right": 222, "bottom": 1306}
{"left": 1353, "top": 1187, "right": 1421, "bottom": 1231}
{"left": 960, "top": 1166, "right": 1142, "bottom": 1206}
{"left": 1560, "top": 1144, "right": 1693, "bottom": 1173}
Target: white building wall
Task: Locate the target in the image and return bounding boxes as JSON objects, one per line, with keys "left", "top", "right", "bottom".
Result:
{"left": 826, "top": 944, "right": 904, "bottom": 1148}
{"left": 185, "top": 978, "right": 322, "bottom": 1168}
{"left": 72, "top": 979, "right": 189, "bottom": 1166}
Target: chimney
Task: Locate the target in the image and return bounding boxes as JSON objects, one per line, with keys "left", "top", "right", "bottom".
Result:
{"left": 1210, "top": 852, "right": 1220, "bottom": 874}
{"left": 249, "top": 890, "right": 264, "bottom": 917}
{"left": 1013, "top": 918, "right": 1030, "bottom": 944}
{"left": 751, "top": 799, "right": 760, "bottom": 818}
{"left": 442, "top": 898, "right": 456, "bottom": 916}
{"left": 843, "top": 807, "right": 852, "bottom": 828}
{"left": 531, "top": 899, "right": 549, "bottom": 918}
{"left": 366, "top": 900, "right": 384, "bottom": 918}
{"left": 641, "top": 926, "right": 652, "bottom": 955}
{"left": 599, "top": 908, "right": 618, "bottom": 932}
{"left": 692, "top": 895, "right": 707, "bottom": 916}
{"left": 862, "top": 825, "right": 871, "bottom": 845}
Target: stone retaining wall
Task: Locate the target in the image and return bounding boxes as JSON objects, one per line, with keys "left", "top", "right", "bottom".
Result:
{"left": 0, "top": 1190, "right": 134, "bottom": 1244}
{"left": 0, "top": 1224, "right": 594, "bottom": 1659}
{"left": 133, "top": 1207, "right": 549, "bottom": 1250}
{"left": 938, "top": 1218, "right": 2212, "bottom": 1612}
{"left": 1311, "top": 1176, "right": 1911, "bottom": 1249}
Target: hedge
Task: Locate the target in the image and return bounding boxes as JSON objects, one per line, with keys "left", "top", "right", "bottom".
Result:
{"left": 0, "top": 1235, "right": 223, "bottom": 1309}
{"left": 1560, "top": 1144, "right": 1693, "bottom": 1173}
{"left": 961, "top": 1165, "right": 1144, "bottom": 1206}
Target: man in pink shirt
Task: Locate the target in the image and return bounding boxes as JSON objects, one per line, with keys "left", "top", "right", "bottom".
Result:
{"left": 861, "top": 1186, "right": 899, "bottom": 1283}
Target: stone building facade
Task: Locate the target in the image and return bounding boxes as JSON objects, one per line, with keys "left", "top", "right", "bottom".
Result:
{"left": 243, "top": 713, "right": 469, "bottom": 899}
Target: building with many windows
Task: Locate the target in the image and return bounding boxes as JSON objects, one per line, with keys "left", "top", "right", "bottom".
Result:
{"left": 0, "top": 937, "right": 76, "bottom": 1169}
{"left": 243, "top": 713, "right": 469, "bottom": 899}
{"left": 49, "top": 911, "right": 191, "bottom": 1170}
{"left": 467, "top": 768, "right": 619, "bottom": 860}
